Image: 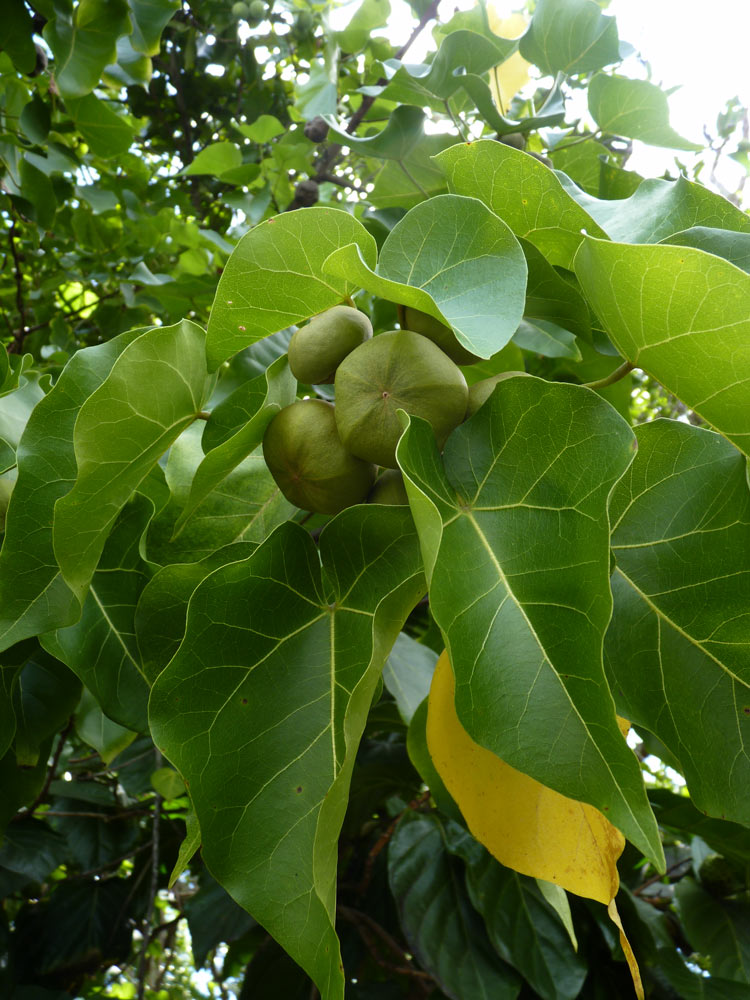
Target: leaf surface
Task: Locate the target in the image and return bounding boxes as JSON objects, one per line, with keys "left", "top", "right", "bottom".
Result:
{"left": 397, "top": 378, "right": 662, "bottom": 866}
{"left": 436, "top": 140, "right": 606, "bottom": 268}
{"left": 206, "top": 209, "right": 377, "bottom": 369}
{"left": 575, "top": 238, "right": 750, "bottom": 456}
{"left": 588, "top": 74, "right": 701, "bottom": 150}
{"left": 0, "top": 328, "right": 145, "bottom": 652}
{"left": 388, "top": 810, "right": 521, "bottom": 999}
{"left": 53, "top": 319, "right": 209, "bottom": 597}
{"left": 519, "top": 0, "right": 619, "bottom": 75}
{"left": 150, "top": 507, "right": 425, "bottom": 999}
{"left": 606, "top": 420, "right": 750, "bottom": 825}
{"left": 324, "top": 194, "right": 527, "bottom": 359}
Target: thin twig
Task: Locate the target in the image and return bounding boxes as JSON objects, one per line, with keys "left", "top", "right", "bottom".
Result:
{"left": 583, "top": 361, "right": 635, "bottom": 391}
{"left": 17, "top": 718, "right": 74, "bottom": 818}
{"left": 136, "top": 752, "right": 163, "bottom": 1000}
{"left": 634, "top": 857, "right": 692, "bottom": 897}
{"left": 338, "top": 906, "right": 433, "bottom": 989}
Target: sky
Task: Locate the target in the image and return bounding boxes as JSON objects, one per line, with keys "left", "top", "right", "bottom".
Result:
{"left": 330, "top": 0, "right": 750, "bottom": 198}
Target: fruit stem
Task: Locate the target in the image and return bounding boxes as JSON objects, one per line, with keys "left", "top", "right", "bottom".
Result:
{"left": 583, "top": 361, "right": 635, "bottom": 391}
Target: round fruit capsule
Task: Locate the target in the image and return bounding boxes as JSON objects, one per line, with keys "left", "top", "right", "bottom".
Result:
{"left": 262, "top": 399, "right": 375, "bottom": 514}
{"left": 334, "top": 329, "right": 468, "bottom": 468}
{"left": 288, "top": 305, "right": 372, "bottom": 385}
{"left": 402, "top": 307, "right": 481, "bottom": 366}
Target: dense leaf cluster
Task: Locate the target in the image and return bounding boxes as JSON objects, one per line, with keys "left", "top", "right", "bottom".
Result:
{"left": 1, "top": 1, "right": 750, "bottom": 998}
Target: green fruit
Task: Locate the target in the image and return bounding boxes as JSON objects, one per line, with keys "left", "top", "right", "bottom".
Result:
{"left": 499, "top": 131, "right": 525, "bottom": 149}
{"left": 402, "top": 307, "right": 481, "bottom": 365}
{"left": 262, "top": 399, "right": 375, "bottom": 514}
{"left": 288, "top": 305, "right": 372, "bottom": 384}
{"left": 368, "top": 469, "right": 409, "bottom": 505}
{"left": 231, "top": 1, "right": 250, "bottom": 16}
{"left": 466, "top": 371, "right": 527, "bottom": 418}
{"left": 334, "top": 330, "right": 468, "bottom": 468}
{"left": 248, "top": 0, "right": 266, "bottom": 19}
{"left": 294, "top": 9, "right": 314, "bottom": 34}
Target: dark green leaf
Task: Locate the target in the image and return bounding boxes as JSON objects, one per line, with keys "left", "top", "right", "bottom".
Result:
{"left": 150, "top": 508, "right": 425, "bottom": 999}
{"left": 0, "top": 819, "right": 67, "bottom": 882}
{"left": 606, "top": 421, "right": 750, "bottom": 826}
{"left": 12, "top": 651, "right": 80, "bottom": 766}
{"left": 397, "top": 379, "right": 663, "bottom": 866}
{"left": 661, "top": 226, "right": 750, "bottom": 274}
{"left": 66, "top": 94, "right": 136, "bottom": 158}
{"left": 675, "top": 878, "right": 750, "bottom": 982}
{"left": 388, "top": 810, "right": 521, "bottom": 999}
{"left": 44, "top": 0, "right": 132, "bottom": 99}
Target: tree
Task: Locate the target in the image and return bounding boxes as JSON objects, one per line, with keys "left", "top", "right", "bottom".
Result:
{"left": 1, "top": 0, "right": 750, "bottom": 997}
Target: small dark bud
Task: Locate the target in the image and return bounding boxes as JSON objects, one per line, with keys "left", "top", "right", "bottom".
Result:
{"left": 295, "top": 179, "right": 319, "bottom": 206}
{"left": 304, "top": 116, "right": 329, "bottom": 143}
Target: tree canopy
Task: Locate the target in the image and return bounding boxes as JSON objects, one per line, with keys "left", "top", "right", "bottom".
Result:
{"left": 1, "top": 1, "right": 750, "bottom": 998}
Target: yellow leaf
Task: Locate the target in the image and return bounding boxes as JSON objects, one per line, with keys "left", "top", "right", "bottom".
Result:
{"left": 426, "top": 650, "right": 644, "bottom": 999}
{"left": 486, "top": 9, "right": 530, "bottom": 116}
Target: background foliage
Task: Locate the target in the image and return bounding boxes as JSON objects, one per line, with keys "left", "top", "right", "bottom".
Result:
{"left": 1, "top": 0, "right": 750, "bottom": 997}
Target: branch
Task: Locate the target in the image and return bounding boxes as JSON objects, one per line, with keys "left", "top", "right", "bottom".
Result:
{"left": 136, "top": 752, "right": 163, "bottom": 1000}
{"left": 338, "top": 906, "right": 433, "bottom": 992}
{"left": 7, "top": 220, "right": 28, "bottom": 355}
{"left": 308, "top": 0, "right": 441, "bottom": 188}
{"left": 17, "top": 718, "right": 74, "bottom": 818}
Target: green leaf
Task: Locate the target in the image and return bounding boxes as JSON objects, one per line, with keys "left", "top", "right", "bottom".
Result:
{"left": 574, "top": 238, "right": 750, "bottom": 456}
{"left": 185, "top": 875, "right": 257, "bottom": 967}
{"left": 552, "top": 139, "right": 612, "bottom": 197}
{"left": 173, "top": 356, "right": 296, "bottom": 536}
{"left": 661, "top": 226, "right": 750, "bottom": 274}
{"left": 1, "top": 0, "right": 37, "bottom": 73}
{"left": 182, "top": 141, "right": 243, "bottom": 177}
{"left": 53, "top": 320, "right": 209, "bottom": 598}
{"left": 396, "top": 378, "right": 663, "bottom": 867}
{"left": 370, "top": 134, "right": 452, "bottom": 210}
{"left": 444, "top": 825, "right": 587, "bottom": 1000}
{"left": 74, "top": 688, "right": 136, "bottom": 764}
{"left": 513, "top": 319, "right": 581, "bottom": 360}
{"left": 588, "top": 74, "right": 701, "bottom": 151}
{"left": 20, "top": 95, "right": 52, "bottom": 145}
{"left": 519, "top": 0, "right": 620, "bottom": 76}
{"left": 322, "top": 105, "right": 426, "bottom": 161}
{"left": 0, "top": 743, "right": 50, "bottom": 834}
{"left": 18, "top": 158, "right": 57, "bottom": 229}
{"left": 66, "top": 93, "right": 136, "bottom": 158}
{"left": 127, "top": 0, "right": 180, "bottom": 56}
{"left": 12, "top": 651, "right": 81, "bottom": 766}
{"left": 235, "top": 114, "right": 285, "bottom": 143}
{"left": 206, "top": 208, "right": 377, "bottom": 369}
{"left": 0, "top": 641, "right": 37, "bottom": 758}
{"left": 382, "top": 632, "right": 437, "bottom": 724}
{"left": 406, "top": 699, "right": 463, "bottom": 822}
{"left": 0, "top": 375, "right": 47, "bottom": 454}
{"left": 44, "top": 0, "right": 132, "bottom": 99}
{"left": 675, "top": 878, "right": 750, "bottom": 982}
{"left": 654, "top": 947, "right": 750, "bottom": 999}
{"left": 0, "top": 818, "right": 68, "bottom": 882}
{"left": 135, "top": 541, "right": 256, "bottom": 684}
{"left": 150, "top": 507, "right": 425, "bottom": 999}
{"left": 0, "top": 328, "right": 146, "bottom": 653}
{"left": 558, "top": 174, "right": 750, "bottom": 244}
{"left": 649, "top": 788, "right": 750, "bottom": 867}
{"left": 387, "top": 810, "right": 521, "bottom": 999}
{"left": 606, "top": 421, "right": 750, "bottom": 826}
{"left": 150, "top": 765, "right": 185, "bottom": 799}
{"left": 43, "top": 496, "right": 152, "bottom": 732}
{"left": 521, "top": 238, "right": 591, "bottom": 340}
{"left": 145, "top": 440, "right": 293, "bottom": 566}
{"left": 337, "top": 0, "right": 390, "bottom": 52}
{"left": 437, "top": 140, "right": 607, "bottom": 268}
{"left": 324, "top": 194, "right": 527, "bottom": 359}
{"left": 169, "top": 807, "right": 200, "bottom": 887}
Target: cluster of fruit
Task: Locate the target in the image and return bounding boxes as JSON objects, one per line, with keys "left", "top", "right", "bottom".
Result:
{"left": 262, "top": 305, "right": 519, "bottom": 515}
